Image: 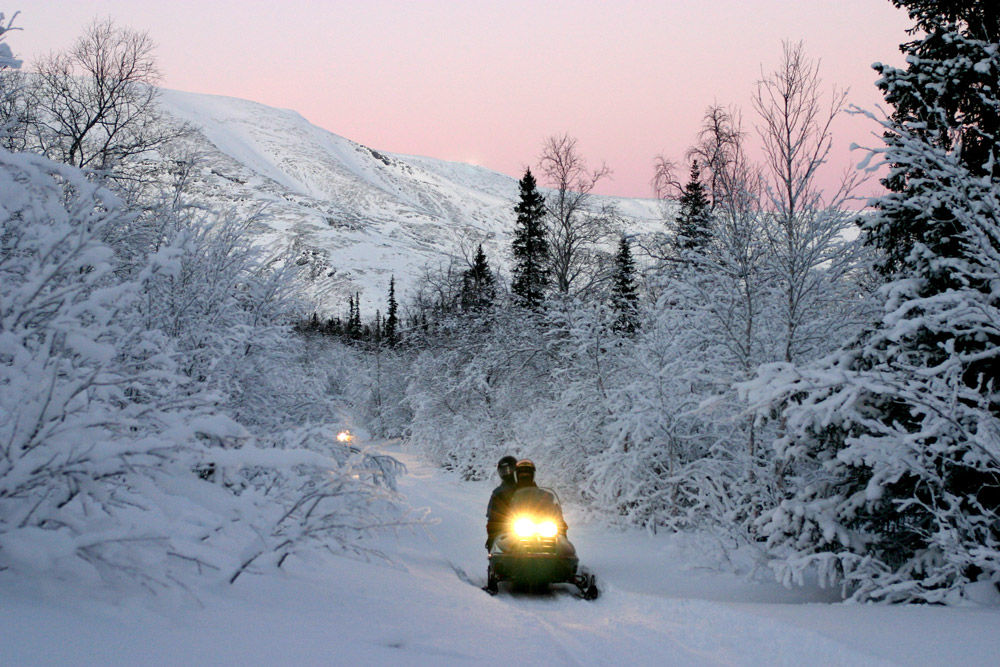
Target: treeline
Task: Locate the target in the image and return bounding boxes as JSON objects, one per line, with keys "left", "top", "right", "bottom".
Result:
{"left": 367, "top": 36, "right": 869, "bottom": 550}
{"left": 361, "top": 1, "right": 1000, "bottom": 603}
{"left": 298, "top": 277, "right": 400, "bottom": 347}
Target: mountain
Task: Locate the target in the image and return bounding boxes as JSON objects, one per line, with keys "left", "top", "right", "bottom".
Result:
{"left": 156, "top": 89, "right": 664, "bottom": 317}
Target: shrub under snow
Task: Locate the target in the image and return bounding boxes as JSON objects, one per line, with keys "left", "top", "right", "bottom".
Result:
{"left": 0, "top": 147, "right": 409, "bottom": 588}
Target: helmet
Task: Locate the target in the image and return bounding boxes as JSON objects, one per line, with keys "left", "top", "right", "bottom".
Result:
{"left": 515, "top": 459, "right": 535, "bottom": 482}
{"left": 497, "top": 455, "right": 517, "bottom": 469}
{"left": 497, "top": 455, "right": 517, "bottom": 480}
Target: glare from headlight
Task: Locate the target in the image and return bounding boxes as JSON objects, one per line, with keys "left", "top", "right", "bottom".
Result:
{"left": 512, "top": 516, "right": 559, "bottom": 538}
{"left": 513, "top": 517, "right": 535, "bottom": 538}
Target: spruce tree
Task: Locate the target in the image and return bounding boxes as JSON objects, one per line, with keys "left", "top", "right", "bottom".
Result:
{"left": 384, "top": 276, "right": 398, "bottom": 345}
{"left": 610, "top": 235, "right": 639, "bottom": 334}
{"left": 675, "top": 161, "right": 713, "bottom": 253}
{"left": 511, "top": 168, "right": 549, "bottom": 309}
{"left": 754, "top": 0, "right": 1000, "bottom": 602}
{"left": 348, "top": 292, "right": 362, "bottom": 339}
{"left": 869, "top": 1, "right": 999, "bottom": 281}
{"left": 461, "top": 244, "right": 496, "bottom": 312}
{"left": 345, "top": 295, "right": 355, "bottom": 338}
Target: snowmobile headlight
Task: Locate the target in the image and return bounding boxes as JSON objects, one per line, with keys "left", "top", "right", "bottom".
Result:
{"left": 513, "top": 517, "right": 536, "bottom": 538}
{"left": 512, "top": 516, "right": 559, "bottom": 538}
{"left": 537, "top": 520, "right": 558, "bottom": 538}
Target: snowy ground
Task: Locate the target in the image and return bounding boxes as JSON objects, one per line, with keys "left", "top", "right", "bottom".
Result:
{"left": 3, "top": 436, "right": 999, "bottom": 666}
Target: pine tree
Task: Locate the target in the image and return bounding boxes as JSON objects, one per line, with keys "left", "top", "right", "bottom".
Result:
{"left": 511, "top": 168, "right": 549, "bottom": 309}
{"left": 752, "top": 0, "right": 1000, "bottom": 602}
{"left": 675, "top": 161, "right": 713, "bottom": 253}
{"left": 384, "top": 276, "right": 398, "bottom": 345}
{"left": 461, "top": 244, "right": 496, "bottom": 313}
{"left": 610, "top": 235, "right": 640, "bottom": 334}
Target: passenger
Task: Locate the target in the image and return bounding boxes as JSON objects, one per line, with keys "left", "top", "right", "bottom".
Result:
{"left": 485, "top": 455, "right": 518, "bottom": 551}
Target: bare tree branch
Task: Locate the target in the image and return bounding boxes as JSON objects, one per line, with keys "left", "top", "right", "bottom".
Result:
{"left": 538, "top": 133, "right": 617, "bottom": 295}
{"left": 27, "top": 19, "right": 187, "bottom": 174}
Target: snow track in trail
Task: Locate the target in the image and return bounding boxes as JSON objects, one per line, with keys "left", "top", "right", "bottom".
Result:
{"left": 388, "top": 444, "right": 893, "bottom": 666}
{"left": 386, "top": 442, "right": 1000, "bottom": 666}
{"left": 3, "top": 436, "right": 998, "bottom": 665}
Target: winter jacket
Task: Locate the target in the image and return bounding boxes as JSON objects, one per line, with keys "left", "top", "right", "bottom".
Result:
{"left": 485, "top": 478, "right": 518, "bottom": 549}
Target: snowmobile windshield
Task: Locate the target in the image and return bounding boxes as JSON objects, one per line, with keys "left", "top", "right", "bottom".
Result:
{"left": 508, "top": 487, "right": 566, "bottom": 535}
{"left": 510, "top": 486, "right": 561, "bottom": 514}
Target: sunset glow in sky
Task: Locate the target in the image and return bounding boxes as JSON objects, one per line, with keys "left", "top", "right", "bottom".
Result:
{"left": 11, "top": 1, "right": 914, "bottom": 199}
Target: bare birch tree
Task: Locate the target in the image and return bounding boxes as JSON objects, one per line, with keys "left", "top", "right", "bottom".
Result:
{"left": 752, "top": 41, "right": 868, "bottom": 363}
{"left": 28, "top": 19, "right": 182, "bottom": 172}
{"left": 538, "top": 133, "right": 617, "bottom": 295}
{"left": 687, "top": 105, "right": 745, "bottom": 211}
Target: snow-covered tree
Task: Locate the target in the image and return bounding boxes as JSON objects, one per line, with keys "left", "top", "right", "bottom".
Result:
{"left": 0, "top": 12, "right": 17, "bottom": 71}
{"left": 406, "top": 309, "right": 552, "bottom": 478}
{"left": 748, "top": 2, "right": 1000, "bottom": 602}
{"left": 460, "top": 244, "right": 496, "bottom": 314}
{"left": 0, "top": 116, "right": 410, "bottom": 588}
{"left": 0, "top": 11, "right": 30, "bottom": 151}
{"left": 580, "top": 292, "right": 746, "bottom": 530}
{"left": 688, "top": 105, "right": 744, "bottom": 212}
{"left": 384, "top": 276, "right": 399, "bottom": 345}
{"left": 698, "top": 115, "right": 773, "bottom": 386}
{"left": 675, "top": 161, "right": 713, "bottom": 252}
{"left": 0, "top": 148, "right": 226, "bottom": 585}
{"left": 754, "top": 41, "right": 869, "bottom": 364}
{"left": 610, "top": 235, "right": 639, "bottom": 334}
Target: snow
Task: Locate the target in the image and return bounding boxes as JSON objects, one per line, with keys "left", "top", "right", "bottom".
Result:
{"left": 154, "top": 88, "right": 664, "bottom": 317}
{"left": 3, "top": 434, "right": 998, "bottom": 666}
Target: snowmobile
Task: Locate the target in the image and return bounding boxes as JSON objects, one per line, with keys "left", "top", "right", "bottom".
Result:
{"left": 485, "top": 487, "right": 599, "bottom": 600}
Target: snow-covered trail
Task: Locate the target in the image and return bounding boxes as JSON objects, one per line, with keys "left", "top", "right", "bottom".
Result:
{"left": 374, "top": 440, "right": 1000, "bottom": 666}
{"left": 387, "top": 443, "right": 883, "bottom": 666}
{"left": 383, "top": 444, "right": 909, "bottom": 666}
{"left": 3, "top": 438, "right": 999, "bottom": 666}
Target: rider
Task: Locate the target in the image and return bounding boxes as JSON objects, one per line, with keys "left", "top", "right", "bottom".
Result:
{"left": 509, "top": 459, "right": 568, "bottom": 536}
{"left": 485, "top": 456, "right": 518, "bottom": 551}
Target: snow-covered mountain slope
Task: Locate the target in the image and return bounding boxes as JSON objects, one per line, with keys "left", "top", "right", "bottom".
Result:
{"left": 157, "top": 89, "right": 663, "bottom": 317}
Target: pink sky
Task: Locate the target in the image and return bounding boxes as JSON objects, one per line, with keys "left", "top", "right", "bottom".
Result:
{"left": 10, "top": 1, "right": 913, "bottom": 200}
